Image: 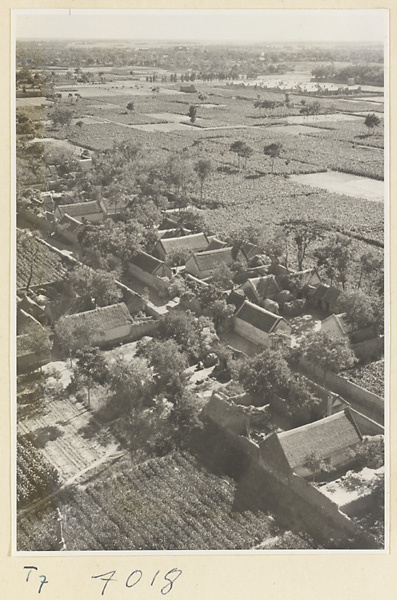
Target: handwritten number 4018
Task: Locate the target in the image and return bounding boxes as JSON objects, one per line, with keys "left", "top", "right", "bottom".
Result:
{"left": 92, "top": 568, "right": 182, "bottom": 596}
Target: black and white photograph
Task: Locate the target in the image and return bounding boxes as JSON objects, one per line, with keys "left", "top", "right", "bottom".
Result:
{"left": 14, "top": 8, "right": 388, "bottom": 553}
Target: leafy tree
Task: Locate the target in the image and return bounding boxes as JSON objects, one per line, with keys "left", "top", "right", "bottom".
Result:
{"left": 337, "top": 290, "right": 380, "bottom": 331}
{"left": 298, "top": 331, "right": 355, "bottom": 381}
{"left": 26, "top": 325, "right": 53, "bottom": 372}
{"left": 170, "top": 389, "right": 203, "bottom": 450}
{"left": 188, "top": 105, "right": 197, "bottom": 124}
{"left": 138, "top": 339, "right": 188, "bottom": 401}
{"left": 126, "top": 101, "right": 135, "bottom": 112}
{"left": 285, "top": 376, "right": 322, "bottom": 426}
{"left": 194, "top": 158, "right": 213, "bottom": 202}
{"left": 303, "top": 451, "right": 331, "bottom": 482}
{"left": 164, "top": 154, "right": 195, "bottom": 204}
{"left": 353, "top": 437, "right": 384, "bottom": 470}
{"left": 364, "top": 113, "right": 381, "bottom": 135}
{"left": 237, "top": 349, "right": 291, "bottom": 406}
{"left": 167, "top": 248, "right": 191, "bottom": 267}
{"left": 358, "top": 250, "right": 383, "bottom": 291}
{"left": 50, "top": 106, "right": 74, "bottom": 129}
{"left": 109, "top": 355, "right": 154, "bottom": 412}
{"left": 314, "top": 234, "right": 356, "bottom": 289}
{"left": 283, "top": 219, "right": 322, "bottom": 271}
{"left": 229, "top": 140, "right": 246, "bottom": 169}
{"left": 73, "top": 346, "right": 108, "bottom": 408}
{"left": 263, "top": 142, "right": 283, "bottom": 173}
{"left": 210, "top": 262, "right": 234, "bottom": 289}
{"left": 65, "top": 265, "right": 122, "bottom": 307}
{"left": 54, "top": 316, "right": 96, "bottom": 365}
{"left": 157, "top": 310, "right": 214, "bottom": 361}
{"left": 242, "top": 145, "right": 255, "bottom": 169}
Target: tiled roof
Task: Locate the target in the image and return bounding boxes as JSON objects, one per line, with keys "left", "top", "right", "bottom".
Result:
{"left": 277, "top": 409, "right": 362, "bottom": 470}
{"left": 17, "top": 231, "right": 69, "bottom": 289}
{"left": 130, "top": 250, "right": 167, "bottom": 275}
{"left": 235, "top": 300, "right": 282, "bottom": 333}
{"left": 247, "top": 275, "right": 280, "bottom": 298}
{"left": 158, "top": 217, "right": 179, "bottom": 230}
{"left": 322, "top": 313, "right": 348, "bottom": 335}
{"left": 158, "top": 232, "right": 208, "bottom": 254}
{"left": 58, "top": 214, "right": 84, "bottom": 234}
{"left": 60, "top": 302, "right": 132, "bottom": 331}
{"left": 192, "top": 247, "right": 234, "bottom": 272}
{"left": 45, "top": 295, "right": 94, "bottom": 322}
{"left": 312, "top": 283, "right": 341, "bottom": 305}
{"left": 57, "top": 201, "right": 103, "bottom": 219}
{"left": 239, "top": 242, "right": 261, "bottom": 260}
{"left": 206, "top": 237, "right": 228, "bottom": 251}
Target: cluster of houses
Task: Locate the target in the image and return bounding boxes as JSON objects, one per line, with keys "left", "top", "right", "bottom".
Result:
{"left": 18, "top": 191, "right": 381, "bottom": 374}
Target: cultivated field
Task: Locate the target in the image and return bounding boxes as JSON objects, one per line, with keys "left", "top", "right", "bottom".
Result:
{"left": 17, "top": 451, "right": 311, "bottom": 551}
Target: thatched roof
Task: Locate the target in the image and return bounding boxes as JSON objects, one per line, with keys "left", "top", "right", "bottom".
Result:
{"left": 61, "top": 302, "right": 132, "bottom": 332}
{"left": 235, "top": 300, "right": 285, "bottom": 334}
{"left": 189, "top": 247, "right": 234, "bottom": 273}
{"left": 156, "top": 232, "right": 208, "bottom": 254}
{"left": 277, "top": 409, "right": 362, "bottom": 470}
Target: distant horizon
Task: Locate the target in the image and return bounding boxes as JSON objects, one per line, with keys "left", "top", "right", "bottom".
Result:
{"left": 14, "top": 9, "right": 388, "bottom": 44}
{"left": 17, "top": 38, "right": 384, "bottom": 46}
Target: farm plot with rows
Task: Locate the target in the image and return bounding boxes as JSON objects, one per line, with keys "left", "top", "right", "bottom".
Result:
{"left": 200, "top": 173, "right": 384, "bottom": 245}
{"left": 18, "top": 390, "right": 119, "bottom": 483}
{"left": 17, "top": 451, "right": 312, "bottom": 551}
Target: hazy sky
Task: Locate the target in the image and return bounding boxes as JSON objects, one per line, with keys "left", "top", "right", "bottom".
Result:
{"left": 15, "top": 9, "right": 388, "bottom": 44}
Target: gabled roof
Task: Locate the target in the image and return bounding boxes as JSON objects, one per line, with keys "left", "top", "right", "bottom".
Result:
{"left": 45, "top": 295, "right": 94, "bottom": 322}
{"left": 156, "top": 232, "right": 208, "bottom": 254}
{"left": 130, "top": 250, "right": 170, "bottom": 275}
{"left": 277, "top": 409, "right": 362, "bottom": 470}
{"left": 239, "top": 242, "right": 261, "bottom": 261}
{"left": 190, "top": 247, "right": 234, "bottom": 273}
{"left": 61, "top": 302, "right": 132, "bottom": 332}
{"left": 289, "top": 268, "right": 320, "bottom": 285}
{"left": 311, "top": 283, "right": 341, "bottom": 305}
{"left": 206, "top": 237, "right": 228, "bottom": 251}
{"left": 58, "top": 214, "right": 84, "bottom": 234}
{"left": 227, "top": 289, "right": 246, "bottom": 311}
{"left": 245, "top": 275, "right": 280, "bottom": 299}
{"left": 321, "top": 313, "right": 348, "bottom": 336}
{"left": 17, "top": 230, "right": 69, "bottom": 289}
{"left": 56, "top": 201, "right": 104, "bottom": 220}
{"left": 158, "top": 216, "right": 179, "bottom": 230}
{"left": 158, "top": 227, "right": 190, "bottom": 239}
{"left": 235, "top": 300, "right": 286, "bottom": 334}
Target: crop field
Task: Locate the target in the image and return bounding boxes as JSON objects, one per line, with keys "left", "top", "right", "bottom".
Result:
{"left": 17, "top": 451, "right": 309, "bottom": 551}
{"left": 18, "top": 391, "right": 118, "bottom": 482}
{"left": 38, "top": 78, "right": 385, "bottom": 250}
{"left": 344, "top": 360, "right": 384, "bottom": 397}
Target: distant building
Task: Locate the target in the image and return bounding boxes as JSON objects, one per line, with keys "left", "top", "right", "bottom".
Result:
{"left": 288, "top": 268, "right": 322, "bottom": 288}
{"left": 242, "top": 275, "right": 280, "bottom": 304}
{"left": 206, "top": 236, "right": 228, "bottom": 251}
{"left": 185, "top": 247, "right": 234, "bottom": 279}
{"left": 54, "top": 201, "right": 105, "bottom": 223}
{"left": 309, "top": 283, "right": 341, "bottom": 314}
{"left": 154, "top": 232, "right": 209, "bottom": 263}
{"left": 60, "top": 303, "right": 133, "bottom": 347}
{"left": 128, "top": 250, "right": 173, "bottom": 291}
{"left": 260, "top": 409, "right": 363, "bottom": 478}
{"left": 55, "top": 214, "right": 85, "bottom": 245}
{"left": 233, "top": 300, "right": 291, "bottom": 348}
